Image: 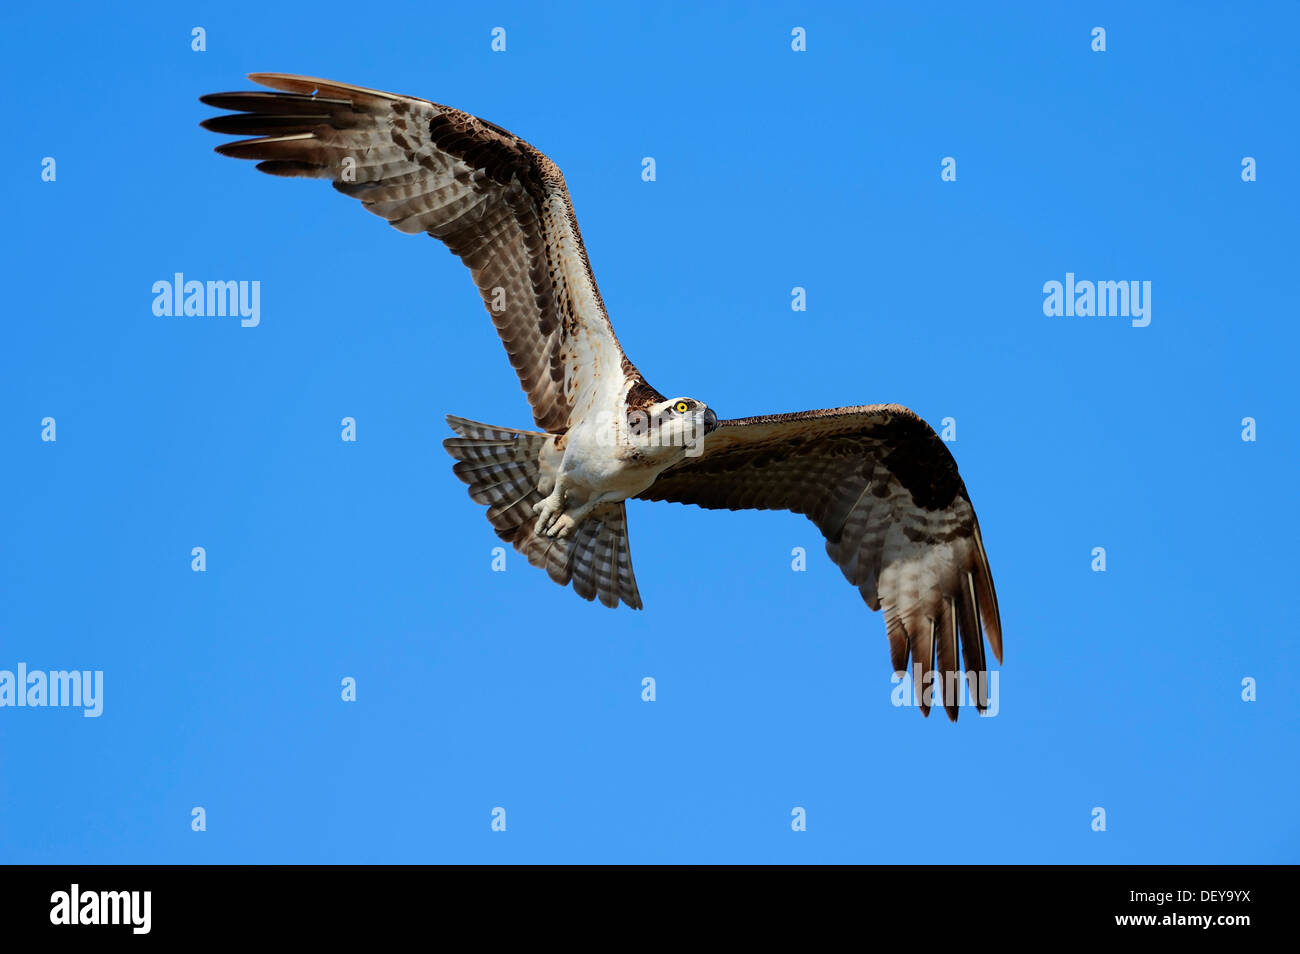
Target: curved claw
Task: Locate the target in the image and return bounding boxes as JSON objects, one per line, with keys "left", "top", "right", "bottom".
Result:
{"left": 533, "top": 490, "right": 563, "bottom": 536}
{"left": 548, "top": 514, "right": 578, "bottom": 538}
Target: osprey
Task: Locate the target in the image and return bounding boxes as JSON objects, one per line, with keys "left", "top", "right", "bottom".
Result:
{"left": 201, "top": 74, "right": 1003, "bottom": 719}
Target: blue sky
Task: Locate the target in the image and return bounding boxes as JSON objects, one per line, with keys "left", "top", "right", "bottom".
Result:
{"left": 1, "top": 1, "right": 1296, "bottom": 863}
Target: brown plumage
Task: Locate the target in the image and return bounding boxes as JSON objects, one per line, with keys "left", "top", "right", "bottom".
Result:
{"left": 201, "top": 75, "right": 1004, "bottom": 721}
{"left": 640, "top": 406, "right": 1002, "bottom": 719}
{"left": 200, "top": 73, "right": 652, "bottom": 434}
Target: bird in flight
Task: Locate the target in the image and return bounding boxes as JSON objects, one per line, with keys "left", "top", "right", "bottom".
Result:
{"left": 201, "top": 74, "right": 1003, "bottom": 719}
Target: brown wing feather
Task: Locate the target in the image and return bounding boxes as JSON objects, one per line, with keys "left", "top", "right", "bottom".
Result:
{"left": 639, "top": 404, "right": 1002, "bottom": 721}
{"left": 200, "top": 73, "right": 646, "bottom": 432}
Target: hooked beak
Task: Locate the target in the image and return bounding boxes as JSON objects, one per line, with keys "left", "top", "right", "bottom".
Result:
{"left": 703, "top": 407, "right": 718, "bottom": 434}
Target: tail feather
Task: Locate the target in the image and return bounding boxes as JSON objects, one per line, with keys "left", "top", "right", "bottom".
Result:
{"left": 443, "top": 415, "right": 642, "bottom": 609}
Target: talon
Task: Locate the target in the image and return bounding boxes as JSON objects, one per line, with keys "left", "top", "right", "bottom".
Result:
{"left": 532, "top": 489, "right": 565, "bottom": 535}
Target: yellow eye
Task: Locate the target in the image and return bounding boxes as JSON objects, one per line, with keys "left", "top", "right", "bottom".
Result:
{"left": 674, "top": 401, "right": 690, "bottom": 413}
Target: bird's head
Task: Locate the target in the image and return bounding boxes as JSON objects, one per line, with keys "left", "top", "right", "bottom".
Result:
{"left": 630, "top": 397, "right": 718, "bottom": 458}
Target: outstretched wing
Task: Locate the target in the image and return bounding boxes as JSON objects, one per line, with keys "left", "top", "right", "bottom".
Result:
{"left": 200, "top": 73, "right": 639, "bottom": 432}
{"left": 639, "top": 405, "right": 1002, "bottom": 720}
